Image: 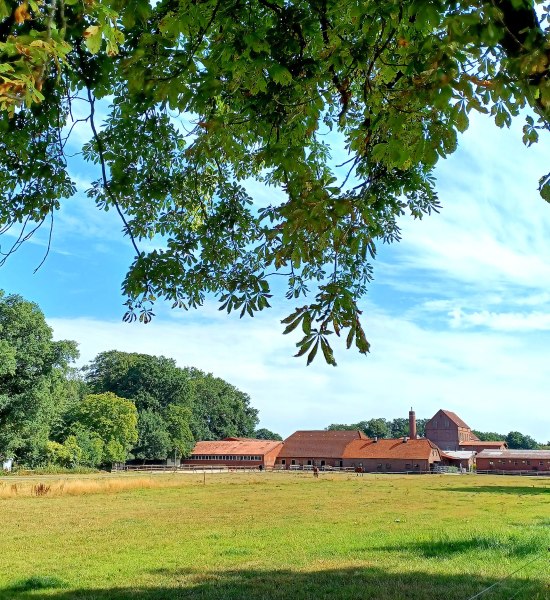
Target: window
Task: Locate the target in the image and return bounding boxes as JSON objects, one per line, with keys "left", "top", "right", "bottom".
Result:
{"left": 291, "top": 459, "right": 296, "bottom": 465}
{"left": 321, "top": 460, "right": 326, "bottom": 467}
{"left": 540, "top": 461, "right": 544, "bottom": 466}
{"left": 281, "top": 459, "right": 286, "bottom": 465}
{"left": 386, "top": 463, "right": 391, "bottom": 470}
{"left": 489, "top": 461, "right": 494, "bottom": 465}
{"left": 377, "top": 463, "right": 382, "bottom": 470}
{"left": 405, "top": 464, "right": 411, "bottom": 470}
{"left": 527, "top": 461, "right": 531, "bottom": 465}
{"left": 339, "top": 461, "right": 343, "bottom": 468}
{"left": 307, "top": 460, "right": 312, "bottom": 466}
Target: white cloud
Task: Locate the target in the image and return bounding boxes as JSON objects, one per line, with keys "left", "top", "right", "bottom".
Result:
{"left": 450, "top": 309, "right": 550, "bottom": 332}
{"left": 378, "top": 113, "right": 550, "bottom": 301}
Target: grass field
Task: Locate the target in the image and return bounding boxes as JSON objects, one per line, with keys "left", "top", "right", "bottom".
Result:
{"left": 0, "top": 472, "right": 548, "bottom": 599}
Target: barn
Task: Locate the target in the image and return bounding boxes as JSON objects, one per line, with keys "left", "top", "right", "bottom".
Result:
{"left": 476, "top": 449, "right": 550, "bottom": 472}
{"left": 275, "top": 430, "right": 367, "bottom": 469}
{"left": 183, "top": 437, "right": 283, "bottom": 469}
{"left": 342, "top": 437, "right": 442, "bottom": 472}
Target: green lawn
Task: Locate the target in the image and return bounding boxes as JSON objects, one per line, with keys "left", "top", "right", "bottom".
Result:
{"left": 0, "top": 472, "right": 548, "bottom": 599}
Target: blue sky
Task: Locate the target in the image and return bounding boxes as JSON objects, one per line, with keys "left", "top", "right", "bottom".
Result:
{"left": 2, "top": 110, "right": 549, "bottom": 442}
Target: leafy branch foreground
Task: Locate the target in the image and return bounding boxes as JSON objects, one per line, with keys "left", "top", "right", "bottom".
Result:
{"left": 1, "top": 0, "right": 549, "bottom": 363}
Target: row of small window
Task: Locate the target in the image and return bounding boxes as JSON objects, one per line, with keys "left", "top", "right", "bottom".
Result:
{"left": 280, "top": 459, "right": 342, "bottom": 467}
{"left": 489, "top": 460, "right": 548, "bottom": 466}
{"left": 279, "top": 460, "right": 420, "bottom": 469}
{"left": 193, "top": 455, "right": 262, "bottom": 461}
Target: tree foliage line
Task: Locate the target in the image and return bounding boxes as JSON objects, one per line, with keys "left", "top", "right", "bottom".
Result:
{"left": 0, "top": 291, "right": 270, "bottom": 468}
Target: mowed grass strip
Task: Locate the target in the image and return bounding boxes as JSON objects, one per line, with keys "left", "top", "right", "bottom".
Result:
{"left": 0, "top": 473, "right": 548, "bottom": 599}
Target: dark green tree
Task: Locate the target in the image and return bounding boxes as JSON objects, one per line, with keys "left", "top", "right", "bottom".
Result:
{"left": 505, "top": 431, "right": 540, "bottom": 450}
{"left": 415, "top": 419, "right": 428, "bottom": 438}
{"left": 85, "top": 351, "right": 192, "bottom": 412}
{"left": 0, "top": 291, "right": 78, "bottom": 463}
{"left": 165, "top": 404, "right": 195, "bottom": 459}
{"left": 472, "top": 430, "right": 507, "bottom": 442}
{"left": 186, "top": 368, "right": 259, "bottom": 440}
{"left": 84, "top": 351, "right": 257, "bottom": 454}
{"left": 134, "top": 409, "right": 172, "bottom": 461}
{"left": 1, "top": 0, "right": 549, "bottom": 364}
{"left": 255, "top": 428, "right": 283, "bottom": 441}
{"left": 325, "top": 423, "right": 358, "bottom": 431}
{"left": 389, "top": 418, "right": 409, "bottom": 438}
{"left": 363, "top": 418, "right": 391, "bottom": 439}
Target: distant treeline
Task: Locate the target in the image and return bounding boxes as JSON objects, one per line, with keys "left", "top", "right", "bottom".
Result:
{"left": 0, "top": 291, "right": 273, "bottom": 469}
{"left": 325, "top": 420, "right": 547, "bottom": 450}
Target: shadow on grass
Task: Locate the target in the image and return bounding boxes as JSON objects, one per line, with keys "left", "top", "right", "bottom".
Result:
{"left": 440, "top": 486, "right": 550, "bottom": 495}
{"left": 380, "top": 534, "right": 546, "bottom": 558}
{"left": 2, "top": 567, "right": 548, "bottom": 600}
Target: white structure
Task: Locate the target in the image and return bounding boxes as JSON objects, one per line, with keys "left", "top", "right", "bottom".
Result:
{"left": 2, "top": 458, "right": 13, "bottom": 472}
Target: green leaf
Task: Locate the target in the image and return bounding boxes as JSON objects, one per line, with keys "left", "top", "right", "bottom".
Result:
{"left": 306, "top": 340, "right": 319, "bottom": 366}
{"left": 320, "top": 337, "right": 337, "bottom": 366}
{"left": 455, "top": 108, "right": 469, "bottom": 133}
{"left": 84, "top": 26, "right": 103, "bottom": 55}
{"left": 540, "top": 182, "right": 550, "bottom": 203}
{"left": 269, "top": 64, "right": 293, "bottom": 86}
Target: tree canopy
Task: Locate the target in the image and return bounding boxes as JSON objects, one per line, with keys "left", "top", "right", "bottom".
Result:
{"left": 255, "top": 427, "right": 283, "bottom": 441}
{"left": 1, "top": 0, "right": 549, "bottom": 363}
{"left": 84, "top": 350, "right": 259, "bottom": 446}
{"left": 0, "top": 291, "right": 79, "bottom": 461}
{"left": 71, "top": 391, "right": 139, "bottom": 463}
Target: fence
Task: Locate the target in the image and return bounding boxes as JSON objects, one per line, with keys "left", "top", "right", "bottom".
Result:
{"left": 476, "top": 469, "right": 550, "bottom": 476}
{"left": 112, "top": 464, "right": 550, "bottom": 476}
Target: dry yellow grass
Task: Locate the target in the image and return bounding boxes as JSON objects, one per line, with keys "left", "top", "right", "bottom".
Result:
{"left": 0, "top": 475, "right": 192, "bottom": 499}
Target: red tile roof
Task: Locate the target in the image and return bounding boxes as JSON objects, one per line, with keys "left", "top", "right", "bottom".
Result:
{"left": 191, "top": 439, "right": 282, "bottom": 456}
{"left": 278, "top": 430, "right": 367, "bottom": 459}
{"left": 343, "top": 438, "right": 440, "bottom": 461}
{"left": 459, "top": 441, "right": 506, "bottom": 448}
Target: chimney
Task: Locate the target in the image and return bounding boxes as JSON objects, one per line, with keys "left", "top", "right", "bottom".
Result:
{"left": 409, "top": 407, "right": 417, "bottom": 439}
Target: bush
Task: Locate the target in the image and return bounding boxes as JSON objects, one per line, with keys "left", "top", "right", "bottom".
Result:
{"left": 45, "top": 441, "right": 72, "bottom": 467}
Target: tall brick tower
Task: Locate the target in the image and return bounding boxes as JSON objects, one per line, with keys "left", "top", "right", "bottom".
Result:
{"left": 409, "top": 408, "right": 417, "bottom": 439}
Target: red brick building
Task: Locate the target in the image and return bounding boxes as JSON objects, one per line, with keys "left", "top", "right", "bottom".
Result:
{"left": 476, "top": 449, "right": 550, "bottom": 472}
{"left": 275, "top": 430, "right": 367, "bottom": 469}
{"left": 183, "top": 437, "right": 283, "bottom": 469}
{"left": 275, "top": 430, "right": 441, "bottom": 472}
{"left": 342, "top": 438, "right": 442, "bottom": 472}
{"left": 424, "top": 409, "right": 480, "bottom": 451}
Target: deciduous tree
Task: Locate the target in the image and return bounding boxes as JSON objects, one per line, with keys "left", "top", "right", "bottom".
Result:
{"left": 255, "top": 428, "right": 283, "bottom": 441}
{"left": 0, "top": 291, "right": 78, "bottom": 462}
{"left": 1, "top": 0, "right": 549, "bottom": 363}
{"left": 73, "top": 392, "right": 138, "bottom": 464}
